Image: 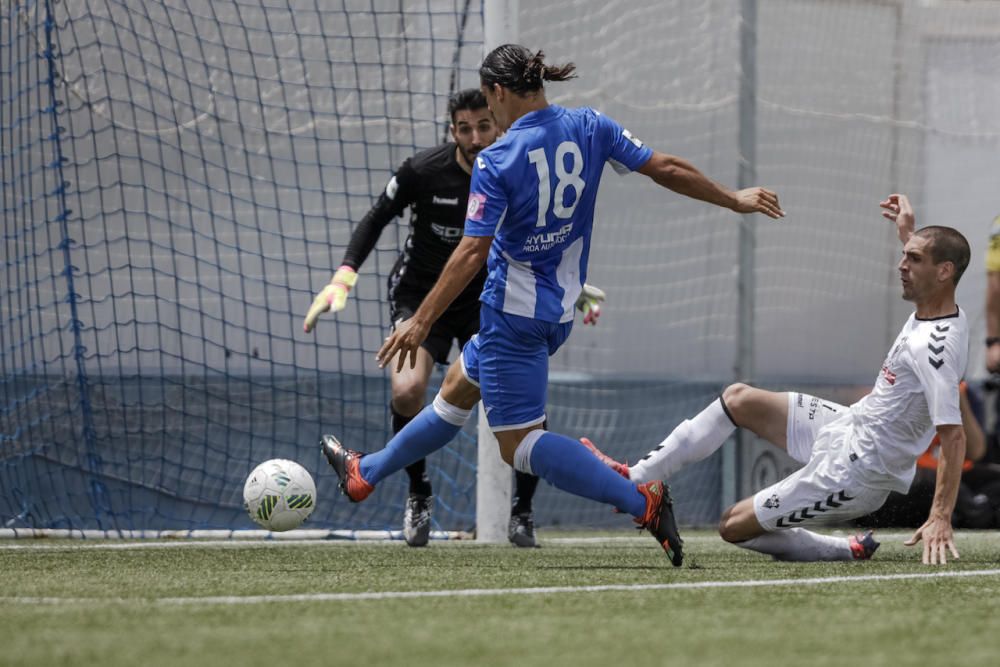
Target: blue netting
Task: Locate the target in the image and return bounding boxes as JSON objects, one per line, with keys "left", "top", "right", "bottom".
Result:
{"left": 2, "top": 0, "right": 722, "bottom": 534}
{"left": 1, "top": 0, "right": 488, "bottom": 532}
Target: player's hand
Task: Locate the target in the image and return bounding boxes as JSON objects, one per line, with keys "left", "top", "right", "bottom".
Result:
{"left": 880, "top": 194, "right": 915, "bottom": 244}
{"left": 732, "top": 187, "right": 784, "bottom": 219}
{"left": 904, "top": 515, "right": 959, "bottom": 565}
{"left": 575, "top": 283, "right": 606, "bottom": 325}
{"left": 303, "top": 266, "right": 357, "bottom": 333}
{"left": 377, "top": 317, "right": 430, "bottom": 372}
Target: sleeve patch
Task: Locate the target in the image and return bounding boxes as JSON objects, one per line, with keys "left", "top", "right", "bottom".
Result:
{"left": 385, "top": 176, "right": 399, "bottom": 200}
{"left": 622, "top": 128, "right": 644, "bottom": 148}
{"left": 467, "top": 193, "right": 487, "bottom": 221}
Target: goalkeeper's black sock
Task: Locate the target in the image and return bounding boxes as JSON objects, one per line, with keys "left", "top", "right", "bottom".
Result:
{"left": 392, "top": 405, "right": 432, "bottom": 496}
{"left": 404, "top": 458, "right": 432, "bottom": 497}
{"left": 511, "top": 470, "right": 540, "bottom": 515}
{"left": 391, "top": 404, "right": 416, "bottom": 435}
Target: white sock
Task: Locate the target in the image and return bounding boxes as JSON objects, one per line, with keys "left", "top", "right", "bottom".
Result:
{"left": 629, "top": 398, "right": 736, "bottom": 483}
{"left": 737, "top": 529, "right": 853, "bottom": 561}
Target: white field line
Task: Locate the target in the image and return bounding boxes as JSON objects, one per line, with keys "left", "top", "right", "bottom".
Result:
{"left": 0, "top": 532, "right": 949, "bottom": 551}
{"left": 6, "top": 569, "right": 1000, "bottom": 606}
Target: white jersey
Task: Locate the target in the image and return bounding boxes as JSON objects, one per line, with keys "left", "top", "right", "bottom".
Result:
{"left": 845, "top": 307, "right": 968, "bottom": 492}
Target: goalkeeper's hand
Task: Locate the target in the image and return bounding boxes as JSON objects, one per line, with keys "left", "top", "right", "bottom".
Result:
{"left": 575, "top": 283, "right": 606, "bottom": 326}
{"left": 303, "top": 266, "right": 358, "bottom": 333}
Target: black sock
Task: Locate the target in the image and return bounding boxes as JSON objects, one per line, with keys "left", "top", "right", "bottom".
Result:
{"left": 511, "top": 470, "right": 540, "bottom": 515}
{"left": 393, "top": 405, "right": 432, "bottom": 496}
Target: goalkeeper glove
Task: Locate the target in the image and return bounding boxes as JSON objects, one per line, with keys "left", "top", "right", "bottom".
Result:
{"left": 575, "top": 283, "right": 606, "bottom": 326}
{"left": 303, "top": 265, "right": 358, "bottom": 333}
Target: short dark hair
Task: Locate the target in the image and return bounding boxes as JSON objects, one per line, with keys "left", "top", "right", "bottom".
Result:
{"left": 479, "top": 44, "right": 576, "bottom": 95}
{"left": 914, "top": 225, "right": 971, "bottom": 285}
{"left": 448, "top": 88, "right": 488, "bottom": 124}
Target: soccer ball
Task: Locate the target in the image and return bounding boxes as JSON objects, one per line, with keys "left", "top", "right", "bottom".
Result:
{"left": 243, "top": 459, "right": 316, "bottom": 531}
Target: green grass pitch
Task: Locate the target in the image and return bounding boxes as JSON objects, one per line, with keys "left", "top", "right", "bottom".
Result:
{"left": 3, "top": 530, "right": 1000, "bottom": 667}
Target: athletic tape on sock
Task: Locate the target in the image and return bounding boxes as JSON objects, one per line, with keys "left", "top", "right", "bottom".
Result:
{"left": 513, "top": 430, "right": 546, "bottom": 475}
{"left": 431, "top": 393, "right": 473, "bottom": 427}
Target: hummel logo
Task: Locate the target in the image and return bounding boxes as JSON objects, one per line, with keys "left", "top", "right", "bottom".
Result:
{"left": 935, "top": 324, "right": 950, "bottom": 332}
{"left": 929, "top": 357, "right": 944, "bottom": 370}
{"left": 432, "top": 195, "right": 459, "bottom": 206}
{"left": 930, "top": 333, "right": 945, "bottom": 342}
{"left": 928, "top": 343, "right": 944, "bottom": 355}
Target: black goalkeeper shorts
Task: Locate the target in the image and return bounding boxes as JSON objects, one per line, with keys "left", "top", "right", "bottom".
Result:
{"left": 389, "top": 291, "right": 481, "bottom": 365}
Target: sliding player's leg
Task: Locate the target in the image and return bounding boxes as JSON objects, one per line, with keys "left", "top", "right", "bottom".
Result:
{"left": 592, "top": 385, "right": 849, "bottom": 483}
{"left": 719, "top": 443, "right": 886, "bottom": 562}
{"left": 628, "top": 384, "right": 784, "bottom": 482}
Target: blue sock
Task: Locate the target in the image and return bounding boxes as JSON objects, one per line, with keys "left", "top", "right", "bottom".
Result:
{"left": 528, "top": 432, "right": 646, "bottom": 518}
{"left": 359, "top": 405, "right": 462, "bottom": 486}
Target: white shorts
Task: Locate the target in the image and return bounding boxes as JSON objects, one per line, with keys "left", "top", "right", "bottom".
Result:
{"left": 754, "top": 393, "right": 890, "bottom": 531}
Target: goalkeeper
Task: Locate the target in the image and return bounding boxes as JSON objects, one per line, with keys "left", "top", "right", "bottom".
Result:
{"left": 304, "top": 89, "right": 605, "bottom": 547}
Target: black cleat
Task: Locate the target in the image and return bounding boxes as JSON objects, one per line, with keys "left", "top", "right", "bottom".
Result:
{"left": 508, "top": 511, "right": 538, "bottom": 548}
{"left": 403, "top": 493, "right": 433, "bottom": 547}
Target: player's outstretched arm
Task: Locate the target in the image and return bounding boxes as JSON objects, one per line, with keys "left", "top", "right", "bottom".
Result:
{"left": 303, "top": 171, "right": 410, "bottom": 333}
{"left": 904, "top": 423, "right": 965, "bottom": 565}
{"left": 377, "top": 234, "right": 492, "bottom": 371}
{"left": 636, "top": 151, "right": 784, "bottom": 219}
{"left": 880, "top": 193, "right": 915, "bottom": 244}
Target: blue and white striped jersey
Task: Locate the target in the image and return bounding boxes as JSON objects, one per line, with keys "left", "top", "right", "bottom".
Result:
{"left": 464, "top": 105, "right": 652, "bottom": 323}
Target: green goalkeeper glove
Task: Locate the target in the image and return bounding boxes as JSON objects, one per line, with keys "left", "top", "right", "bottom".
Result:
{"left": 303, "top": 266, "right": 358, "bottom": 333}
{"left": 575, "top": 283, "right": 606, "bottom": 325}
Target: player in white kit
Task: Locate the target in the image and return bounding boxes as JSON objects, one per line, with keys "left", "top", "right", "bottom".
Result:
{"left": 584, "top": 194, "right": 971, "bottom": 564}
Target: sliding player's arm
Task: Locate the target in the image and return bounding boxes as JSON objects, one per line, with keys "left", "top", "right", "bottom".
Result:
{"left": 905, "top": 423, "right": 965, "bottom": 565}
{"left": 879, "top": 193, "right": 916, "bottom": 245}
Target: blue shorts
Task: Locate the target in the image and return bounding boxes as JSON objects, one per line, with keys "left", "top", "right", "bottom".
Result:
{"left": 461, "top": 304, "right": 572, "bottom": 431}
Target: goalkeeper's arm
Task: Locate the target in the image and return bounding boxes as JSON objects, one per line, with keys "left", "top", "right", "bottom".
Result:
{"left": 575, "top": 283, "right": 606, "bottom": 325}
{"left": 303, "top": 188, "right": 404, "bottom": 334}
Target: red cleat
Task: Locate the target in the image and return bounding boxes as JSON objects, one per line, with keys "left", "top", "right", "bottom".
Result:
{"left": 320, "top": 434, "right": 374, "bottom": 502}
{"left": 849, "top": 530, "right": 880, "bottom": 560}
{"left": 580, "top": 437, "right": 630, "bottom": 479}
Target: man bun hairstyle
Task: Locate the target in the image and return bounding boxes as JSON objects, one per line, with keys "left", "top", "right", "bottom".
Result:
{"left": 479, "top": 44, "right": 576, "bottom": 94}
{"left": 915, "top": 225, "right": 971, "bottom": 286}
{"left": 448, "top": 88, "right": 488, "bottom": 123}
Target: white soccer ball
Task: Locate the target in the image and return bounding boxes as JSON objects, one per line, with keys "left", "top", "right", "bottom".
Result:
{"left": 243, "top": 459, "right": 316, "bottom": 531}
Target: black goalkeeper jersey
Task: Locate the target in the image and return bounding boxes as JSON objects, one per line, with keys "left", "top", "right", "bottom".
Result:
{"left": 341, "top": 142, "right": 487, "bottom": 312}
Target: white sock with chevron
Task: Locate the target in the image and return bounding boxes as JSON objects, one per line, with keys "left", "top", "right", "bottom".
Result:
{"left": 736, "top": 528, "right": 852, "bottom": 561}
{"left": 629, "top": 398, "right": 736, "bottom": 483}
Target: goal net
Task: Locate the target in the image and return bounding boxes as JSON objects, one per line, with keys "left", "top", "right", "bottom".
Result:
{"left": 3, "top": 0, "right": 1000, "bottom": 535}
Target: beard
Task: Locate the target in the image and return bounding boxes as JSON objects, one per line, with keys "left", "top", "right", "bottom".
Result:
{"left": 458, "top": 145, "right": 480, "bottom": 166}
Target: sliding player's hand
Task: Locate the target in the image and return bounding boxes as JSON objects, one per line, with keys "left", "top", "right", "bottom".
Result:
{"left": 732, "top": 187, "right": 784, "bottom": 219}
{"left": 904, "top": 515, "right": 959, "bottom": 565}
{"left": 575, "top": 283, "right": 606, "bottom": 325}
{"left": 880, "top": 194, "right": 916, "bottom": 244}
{"left": 377, "top": 317, "right": 430, "bottom": 372}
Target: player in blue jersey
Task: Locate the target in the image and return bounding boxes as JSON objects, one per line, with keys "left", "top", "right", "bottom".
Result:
{"left": 322, "top": 45, "right": 782, "bottom": 564}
